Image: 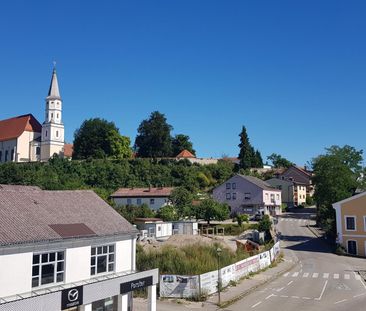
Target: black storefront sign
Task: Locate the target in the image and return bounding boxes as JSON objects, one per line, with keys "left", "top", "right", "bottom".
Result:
{"left": 61, "top": 285, "right": 83, "bottom": 310}
{"left": 120, "top": 276, "right": 153, "bottom": 294}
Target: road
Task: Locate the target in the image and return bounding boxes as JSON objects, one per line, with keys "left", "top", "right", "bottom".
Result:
{"left": 227, "top": 210, "right": 366, "bottom": 311}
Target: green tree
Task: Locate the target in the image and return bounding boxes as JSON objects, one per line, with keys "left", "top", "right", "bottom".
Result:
{"left": 238, "top": 126, "right": 255, "bottom": 169}
{"left": 267, "top": 153, "right": 293, "bottom": 168}
{"left": 157, "top": 205, "right": 179, "bottom": 221}
{"left": 172, "top": 134, "right": 195, "bottom": 157}
{"left": 115, "top": 204, "right": 155, "bottom": 223}
{"left": 325, "top": 145, "right": 363, "bottom": 174}
{"left": 73, "top": 118, "right": 132, "bottom": 159}
{"left": 170, "top": 187, "right": 194, "bottom": 218}
{"left": 236, "top": 214, "right": 249, "bottom": 226}
{"left": 134, "top": 111, "right": 173, "bottom": 157}
{"left": 258, "top": 215, "right": 272, "bottom": 232}
{"left": 253, "top": 150, "right": 264, "bottom": 168}
{"left": 197, "top": 198, "right": 229, "bottom": 224}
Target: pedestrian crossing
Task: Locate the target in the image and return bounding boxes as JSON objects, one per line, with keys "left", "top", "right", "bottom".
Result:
{"left": 279, "top": 218, "right": 308, "bottom": 222}
{"left": 283, "top": 271, "right": 360, "bottom": 280}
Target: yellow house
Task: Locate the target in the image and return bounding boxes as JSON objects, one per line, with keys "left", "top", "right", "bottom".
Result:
{"left": 333, "top": 191, "right": 366, "bottom": 256}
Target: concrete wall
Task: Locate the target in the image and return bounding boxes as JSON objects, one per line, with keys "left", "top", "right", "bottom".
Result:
{"left": 65, "top": 246, "right": 91, "bottom": 283}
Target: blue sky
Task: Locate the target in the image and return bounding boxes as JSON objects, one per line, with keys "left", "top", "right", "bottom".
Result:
{"left": 0, "top": 1, "right": 365, "bottom": 166}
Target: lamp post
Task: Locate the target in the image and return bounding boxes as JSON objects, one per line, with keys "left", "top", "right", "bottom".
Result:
{"left": 216, "top": 247, "right": 222, "bottom": 305}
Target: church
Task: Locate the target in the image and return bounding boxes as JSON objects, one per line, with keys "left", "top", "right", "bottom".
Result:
{"left": 0, "top": 68, "right": 72, "bottom": 163}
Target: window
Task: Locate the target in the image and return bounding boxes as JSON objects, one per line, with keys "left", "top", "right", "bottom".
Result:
{"left": 10, "top": 149, "right": 14, "bottom": 161}
{"left": 244, "top": 193, "right": 251, "bottom": 200}
{"left": 345, "top": 216, "right": 356, "bottom": 231}
{"left": 51, "top": 113, "right": 54, "bottom": 119}
{"left": 127, "top": 198, "right": 132, "bottom": 205}
{"left": 226, "top": 183, "right": 231, "bottom": 190}
{"left": 0, "top": 151, "right": 2, "bottom": 162}
{"left": 232, "top": 183, "right": 236, "bottom": 190}
{"left": 36, "top": 147, "right": 41, "bottom": 155}
{"left": 270, "top": 194, "right": 275, "bottom": 202}
{"left": 226, "top": 193, "right": 231, "bottom": 200}
{"left": 45, "top": 130, "right": 48, "bottom": 137}
{"left": 265, "top": 193, "right": 269, "bottom": 200}
{"left": 57, "top": 113, "right": 59, "bottom": 119}
{"left": 56, "top": 131, "right": 59, "bottom": 137}
{"left": 150, "top": 198, "right": 155, "bottom": 205}
{"left": 91, "top": 244, "right": 115, "bottom": 275}
{"left": 232, "top": 193, "right": 236, "bottom": 200}
{"left": 276, "top": 194, "right": 279, "bottom": 200}
{"left": 137, "top": 198, "right": 142, "bottom": 205}
{"left": 32, "top": 251, "right": 65, "bottom": 288}
{"left": 347, "top": 240, "right": 357, "bottom": 255}
{"left": 5, "top": 150, "right": 8, "bottom": 162}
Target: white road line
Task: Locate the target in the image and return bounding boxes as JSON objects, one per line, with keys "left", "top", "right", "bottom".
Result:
{"left": 251, "top": 301, "right": 262, "bottom": 308}
{"left": 353, "top": 293, "right": 366, "bottom": 298}
{"left": 323, "top": 273, "right": 329, "bottom": 279}
{"left": 355, "top": 274, "right": 361, "bottom": 280}
{"left": 344, "top": 274, "right": 350, "bottom": 280}
{"left": 303, "top": 272, "right": 309, "bottom": 278}
{"left": 312, "top": 273, "right": 319, "bottom": 278}
{"left": 283, "top": 272, "right": 290, "bottom": 277}
{"left": 292, "top": 272, "right": 299, "bottom": 277}
{"left": 334, "top": 299, "right": 347, "bottom": 304}
{"left": 302, "top": 297, "right": 312, "bottom": 300}
{"left": 287, "top": 281, "right": 293, "bottom": 286}
{"left": 315, "top": 280, "right": 328, "bottom": 301}
{"left": 265, "top": 294, "right": 276, "bottom": 300}
{"left": 291, "top": 296, "right": 300, "bottom": 299}
{"left": 334, "top": 273, "right": 339, "bottom": 279}
{"left": 280, "top": 295, "right": 288, "bottom": 298}
{"left": 276, "top": 287, "right": 284, "bottom": 292}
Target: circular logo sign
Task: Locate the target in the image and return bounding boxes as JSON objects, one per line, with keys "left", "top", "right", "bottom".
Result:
{"left": 68, "top": 289, "right": 79, "bottom": 302}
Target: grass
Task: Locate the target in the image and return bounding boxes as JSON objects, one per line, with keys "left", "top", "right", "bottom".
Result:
{"left": 136, "top": 242, "right": 252, "bottom": 275}
{"left": 213, "top": 223, "right": 259, "bottom": 236}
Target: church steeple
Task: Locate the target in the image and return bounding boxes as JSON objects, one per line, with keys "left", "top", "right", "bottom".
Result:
{"left": 47, "top": 67, "right": 61, "bottom": 100}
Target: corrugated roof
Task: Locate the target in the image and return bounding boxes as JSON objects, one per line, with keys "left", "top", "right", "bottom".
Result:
{"left": 111, "top": 187, "right": 174, "bottom": 198}
{"left": 0, "top": 185, "right": 137, "bottom": 246}
{"left": 0, "top": 114, "right": 42, "bottom": 142}
{"left": 238, "top": 175, "right": 280, "bottom": 191}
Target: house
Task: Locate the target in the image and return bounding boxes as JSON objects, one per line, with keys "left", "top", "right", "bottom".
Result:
{"left": 266, "top": 178, "right": 307, "bottom": 207}
{"left": 0, "top": 67, "right": 66, "bottom": 163}
{"left": 212, "top": 174, "right": 282, "bottom": 216}
{"left": 110, "top": 187, "right": 174, "bottom": 211}
{"left": 333, "top": 191, "right": 366, "bottom": 257}
{"left": 0, "top": 185, "right": 158, "bottom": 311}
{"left": 172, "top": 221, "right": 199, "bottom": 235}
{"left": 278, "top": 166, "right": 314, "bottom": 197}
{"left": 134, "top": 218, "right": 173, "bottom": 239}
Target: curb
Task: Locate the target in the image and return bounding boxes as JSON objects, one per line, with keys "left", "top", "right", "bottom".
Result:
{"left": 217, "top": 258, "right": 298, "bottom": 309}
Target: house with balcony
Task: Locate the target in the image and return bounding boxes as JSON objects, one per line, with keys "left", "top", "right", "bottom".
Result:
{"left": 0, "top": 185, "right": 158, "bottom": 311}
{"left": 277, "top": 166, "right": 314, "bottom": 197}
{"left": 333, "top": 191, "right": 366, "bottom": 257}
{"left": 212, "top": 175, "right": 282, "bottom": 216}
{"left": 266, "top": 178, "right": 307, "bottom": 207}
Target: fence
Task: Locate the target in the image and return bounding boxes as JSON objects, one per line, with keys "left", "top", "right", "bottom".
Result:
{"left": 160, "top": 241, "right": 280, "bottom": 298}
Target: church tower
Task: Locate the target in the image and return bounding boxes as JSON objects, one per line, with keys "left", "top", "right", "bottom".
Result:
{"left": 40, "top": 66, "right": 65, "bottom": 161}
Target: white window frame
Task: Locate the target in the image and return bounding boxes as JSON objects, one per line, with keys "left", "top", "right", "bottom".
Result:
{"left": 344, "top": 215, "right": 357, "bottom": 231}
{"left": 346, "top": 239, "right": 357, "bottom": 255}
{"left": 226, "top": 183, "right": 231, "bottom": 190}
{"left": 91, "top": 244, "right": 115, "bottom": 276}
{"left": 226, "top": 193, "right": 231, "bottom": 200}
{"left": 232, "top": 183, "right": 236, "bottom": 190}
{"left": 232, "top": 192, "right": 236, "bottom": 200}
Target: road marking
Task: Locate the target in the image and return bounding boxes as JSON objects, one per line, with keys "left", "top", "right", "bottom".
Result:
{"left": 344, "top": 274, "right": 350, "bottom": 280}
{"left": 276, "top": 287, "right": 284, "bottom": 292}
{"left": 303, "top": 272, "right": 309, "bottom": 278}
{"left": 283, "top": 272, "right": 290, "bottom": 277}
{"left": 251, "top": 301, "right": 262, "bottom": 308}
{"left": 287, "top": 281, "right": 293, "bottom": 286}
{"left": 292, "top": 272, "right": 299, "bottom": 277}
{"left": 315, "top": 280, "right": 328, "bottom": 301}
{"left": 280, "top": 295, "right": 288, "bottom": 298}
{"left": 334, "top": 274, "right": 339, "bottom": 279}
{"left": 323, "top": 273, "right": 329, "bottom": 279}
{"left": 334, "top": 299, "right": 347, "bottom": 304}
{"left": 312, "top": 273, "right": 319, "bottom": 278}
{"left": 355, "top": 274, "right": 361, "bottom": 280}
{"left": 265, "top": 294, "right": 276, "bottom": 300}
{"left": 302, "top": 297, "right": 311, "bottom": 300}
{"left": 291, "top": 296, "right": 300, "bottom": 299}
{"left": 353, "top": 293, "right": 366, "bottom": 298}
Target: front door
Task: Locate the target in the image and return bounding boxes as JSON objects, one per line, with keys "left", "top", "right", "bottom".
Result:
{"left": 347, "top": 240, "right": 357, "bottom": 255}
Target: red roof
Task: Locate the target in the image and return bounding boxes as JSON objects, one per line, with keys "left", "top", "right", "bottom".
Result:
{"left": 176, "top": 149, "right": 195, "bottom": 158}
{"left": 111, "top": 187, "right": 174, "bottom": 198}
{"left": 0, "top": 114, "right": 42, "bottom": 142}
{"left": 64, "top": 143, "right": 73, "bottom": 158}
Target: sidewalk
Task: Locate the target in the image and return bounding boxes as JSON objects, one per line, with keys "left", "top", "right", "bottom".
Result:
{"left": 134, "top": 255, "right": 296, "bottom": 310}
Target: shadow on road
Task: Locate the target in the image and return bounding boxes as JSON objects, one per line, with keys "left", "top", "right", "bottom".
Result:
{"left": 282, "top": 235, "right": 334, "bottom": 254}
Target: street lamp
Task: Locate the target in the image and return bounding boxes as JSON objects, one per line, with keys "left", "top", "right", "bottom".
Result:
{"left": 216, "top": 247, "right": 222, "bottom": 305}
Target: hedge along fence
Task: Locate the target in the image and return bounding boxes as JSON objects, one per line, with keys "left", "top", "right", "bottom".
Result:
{"left": 160, "top": 241, "right": 280, "bottom": 298}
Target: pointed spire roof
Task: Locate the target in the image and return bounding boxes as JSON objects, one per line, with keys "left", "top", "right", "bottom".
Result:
{"left": 47, "top": 67, "right": 61, "bottom": 100}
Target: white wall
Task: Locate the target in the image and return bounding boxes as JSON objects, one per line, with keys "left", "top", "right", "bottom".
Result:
{"left": 65, "top": 246, "right": 91, "bottom": 283}
{"left": 0, "top": 139, "right": 17, "bottom": 163}
{"left": 115, "top": 239, "right": 134, "bottom": 273}
{"left": 263, "top": 190, "right": 281, "bottom": 206}
{"left": 113, "top": 197, "right": 169, "bottom": 211}
{"left": 0, "top": 252, "right": 32, "bottom": 298}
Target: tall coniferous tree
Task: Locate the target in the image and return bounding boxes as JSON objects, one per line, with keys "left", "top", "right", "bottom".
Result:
{"left": 238, "top": 126, "right": 254, "bottom": 169}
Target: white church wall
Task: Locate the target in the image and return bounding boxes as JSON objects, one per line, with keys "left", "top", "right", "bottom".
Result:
{"left": 0, "top": 139, "right": 17, "bottom": 163}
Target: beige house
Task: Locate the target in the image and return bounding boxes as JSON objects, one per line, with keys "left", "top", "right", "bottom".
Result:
{"left": 333, "top": 191, "right": 366, "bottom": 256}
{"left": 266, "top": 178, "right": 307, "bottom": 207}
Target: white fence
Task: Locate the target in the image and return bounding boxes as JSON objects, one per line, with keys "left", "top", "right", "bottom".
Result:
{"left": 160, "top": 241, "right": 280, "bottom": 298}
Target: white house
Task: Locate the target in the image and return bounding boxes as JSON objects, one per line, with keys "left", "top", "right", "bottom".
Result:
{"left": 134, "top": 218, "right": 173, "bottom": 239}
{"left": 110, "top": 187, "right": 174, "bottom": 211}
{"left": 0, "top": 185, "right": 158, "bottom": 311}
{"left": 0, "top": 67, "right": 66, "bottom": 163}
{"left": 212, "top": 174, "right": 282, "bottom": 216}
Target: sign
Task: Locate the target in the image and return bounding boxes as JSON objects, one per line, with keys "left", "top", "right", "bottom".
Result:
{"left": 61, "top": 286, "right": 83, "bottom": 310}
{"left": 120, "top": 276, "right": 153, "bottom": 294}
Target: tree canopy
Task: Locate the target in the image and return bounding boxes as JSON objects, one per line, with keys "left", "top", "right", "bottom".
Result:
{"left": 267, "top": 153, "right": 293, "bottom": 168}
{"left": 172, "top": 134, "right": 195, "bottom": 157}
{"left": 238, "top": 126, "right": 263, "bottom": 169}
{"left": 196, "top": 198, "right": 229, "bottom": 224}
{"left": 134, "top": 111, "right": 173, "bottom": 157}
{"left": 73, "top": 118, "right": 132, "bottom": 160}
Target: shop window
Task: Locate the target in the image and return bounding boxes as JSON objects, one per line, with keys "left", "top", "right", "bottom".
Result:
{"left": 91, "top": 244, "right": 115, "bottom": 276}
{"left": 32, "top": 251, "right": 65, "bottom": 288}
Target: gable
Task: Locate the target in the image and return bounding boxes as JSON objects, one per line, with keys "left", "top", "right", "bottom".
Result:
{"left": 0, "top": 114, "right": 42, "bottom": 142}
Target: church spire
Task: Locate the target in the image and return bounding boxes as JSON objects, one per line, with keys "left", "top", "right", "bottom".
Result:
{"left": 47, "top": 64, "right": 61, "bottom": 100}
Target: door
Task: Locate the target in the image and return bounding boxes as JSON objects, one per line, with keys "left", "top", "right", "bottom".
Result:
{"left": 347, "top": 240, "right": 357, "bottom": 255}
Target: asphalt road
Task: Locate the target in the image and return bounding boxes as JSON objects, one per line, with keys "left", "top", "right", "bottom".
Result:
{"left": 226, "top": 210, "right": 366, "bottom": 311}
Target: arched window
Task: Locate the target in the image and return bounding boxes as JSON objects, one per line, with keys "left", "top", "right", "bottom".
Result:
{"left": 56, "top": 131, "right": 59, "bottom": 137}
{"left": 45, "top": 130, "right": 48, "bottom": 137}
